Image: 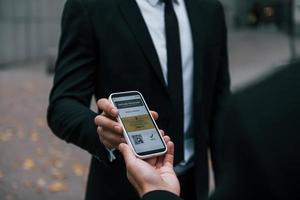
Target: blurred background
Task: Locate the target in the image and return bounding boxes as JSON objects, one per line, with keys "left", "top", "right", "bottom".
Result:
{"left": 0, "top": 0, "right": 299, "bottom": 199}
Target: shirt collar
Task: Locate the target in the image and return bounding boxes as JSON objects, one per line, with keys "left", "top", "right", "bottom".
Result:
{"left": 146, "top": 0, "right": 179, "bottom": 7}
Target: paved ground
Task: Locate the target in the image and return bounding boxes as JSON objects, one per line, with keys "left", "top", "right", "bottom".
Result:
{"left": 0, "top": 65, "right": 90, "bottom": 200}
{"left": 0, "top": 29, "right": 297, "bottom": 200}
{"left": 228, "top": 29, "right": 296, "bottom": 90}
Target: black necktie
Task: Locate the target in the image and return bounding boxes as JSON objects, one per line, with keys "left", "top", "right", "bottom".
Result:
{"left": 164, "top": 0, "right": 184, "bottom": 163}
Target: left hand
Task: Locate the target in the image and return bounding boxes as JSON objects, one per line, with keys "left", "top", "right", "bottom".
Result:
{"left": 119, "top": 136, "right": 180, "bottom": 197}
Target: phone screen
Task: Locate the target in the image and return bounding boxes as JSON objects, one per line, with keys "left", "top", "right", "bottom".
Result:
{"left": 111, "top": 92, "right": 166, "bottom": 156}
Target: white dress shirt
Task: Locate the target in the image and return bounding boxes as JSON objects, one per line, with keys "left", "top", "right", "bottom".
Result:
{"left": 136, "top": 0, "right": 194, "bottom": 162}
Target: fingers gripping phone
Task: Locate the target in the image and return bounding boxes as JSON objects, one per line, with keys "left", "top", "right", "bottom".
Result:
{"left": 109, "top": 91, "right": 167, "bottom": 159}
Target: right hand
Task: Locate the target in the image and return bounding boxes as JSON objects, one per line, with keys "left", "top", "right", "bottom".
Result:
{"left": 119, "top": 136, "right": 180, "bottom": 197}
{"left": 94, "top": 98, "right": 159, "bottom": 150}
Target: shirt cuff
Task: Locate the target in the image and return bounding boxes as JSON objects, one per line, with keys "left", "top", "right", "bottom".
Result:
{"left": 92, "top": 140, "right": 116, "bottom": 165}
{"left": 105, "top": 147, "right": 117, "bottom": 162}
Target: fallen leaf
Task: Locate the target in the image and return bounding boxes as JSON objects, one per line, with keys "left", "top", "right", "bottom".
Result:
{"left": 36, "top": 178, "right": 46, "bottom": 188}
{"left": 5, "top": 194, "right": 14, "bottom": 200}
{"left": 48, "top": 181, "right": 67, "bottom": 193}
{"left": 36, "top": 118, "right": 46, "bottom": 128}
{"left": 72, "top": 163, "right": 85, "bottom": 177}
{"left": 53, "top": 159, "right": 64, "bottom": 169}
{"left": 51, "top": 168, "right": 66, "bottom": 180}
{"left": 12, "top": 182, "right": 18, "bottom": 190}
{"left": 22, "top": 180, "right": 33, "bottom": 189}
{"left": 36, "top": 178, "right": 46, "bottom": 195}
{"left": 49, "top": 148, "right": 64, "bottom": 160}
{"left": 22, "top": 159, "right": 35, "bottom": 171}
{"left": 48, "top": 154, "right": 64, "bottom": 169}
{"left": 30, "top": 130, "right": 39, "bottom": 142}
{"left": 36, "top": 147, "right": 44, "bottom": 156}
{"left": 35, "top": 187, "right": 44, "bottom": 195}
{"left": 17, "top": 129, "right": 25, "bottom": 140}
{"left": 0, "top": 130, "right": 13, "bottom": 142}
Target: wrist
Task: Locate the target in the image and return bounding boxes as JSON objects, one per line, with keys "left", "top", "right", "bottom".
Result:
{"left": 141, "top": 185, "right": 161, "bottom": 197}
{"left": 141, "top": 184, "right": 179, "bottom": 197}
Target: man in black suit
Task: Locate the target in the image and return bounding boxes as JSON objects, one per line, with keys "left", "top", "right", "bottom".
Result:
{"left": 119, "top": 63, "right": 300, "bottom": 200}
{"left": 47, "top": 0, "right": 230, "bottom": 199}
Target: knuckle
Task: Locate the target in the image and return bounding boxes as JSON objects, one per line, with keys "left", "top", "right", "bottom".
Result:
{"left": 99, "top": 129, "right": 106, "bottom": 138}
{"left": 99, "top": 98, "right": 106, "bottom": 103}
{"left": 95, "top": 115, "right": 102, "bottom": 125}
{"left": 100, "top": 129, "right": 109, "bottom": 137}
{"left": 98, "top": 115, "right": 108, "bottom": 126}
{"left": 103, "top": 119, "right": 115, "bottom": 129}
{"left": 97, "top": 99, "right": 103, "bottom": 106}
{"left": 97, "top": 98, "right": 107, "bottom": 108}
{"left": 108, "top": 120, "right": 116, "bottom": 128}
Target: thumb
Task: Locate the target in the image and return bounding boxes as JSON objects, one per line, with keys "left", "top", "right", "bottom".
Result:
{"left": 119, "top": 143, "right": 136, "bottom": 166}
{"left": 164, "top": 141, "right": 174, "bottom": 167}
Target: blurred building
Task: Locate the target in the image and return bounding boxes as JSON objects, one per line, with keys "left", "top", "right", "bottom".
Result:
{"left": 0, "top": 0, "right": 65, "bottom": 66}
{"left": 219, "top": 0, "right": 293, "bottom": 31}
{"left": 1, "top": 0, "right": 298, "bottom": 66}
{"left": 294, "top": 0, "right": 300, "bottom": 34}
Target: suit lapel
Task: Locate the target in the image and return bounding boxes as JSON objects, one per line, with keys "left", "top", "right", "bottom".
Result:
{"left": 184, "top": 0, "right": 205, "bottom": 103}
{"left": 118, "top": 0, "right": 205, "bottom": 100}
{"left": 118, "top": 0, "right": 168, "bottom": 92}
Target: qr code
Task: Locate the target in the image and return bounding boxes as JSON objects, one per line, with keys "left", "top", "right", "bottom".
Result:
{"left": 132, "top": 134, "right": 144, "bottom": 145}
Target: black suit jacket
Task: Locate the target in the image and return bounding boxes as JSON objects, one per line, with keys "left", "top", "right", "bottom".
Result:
{"left": 142, "top": 63, "right": 300, "bottom": 200}
{"left": 47, "top": 0, "right": 230, "bottom": 199}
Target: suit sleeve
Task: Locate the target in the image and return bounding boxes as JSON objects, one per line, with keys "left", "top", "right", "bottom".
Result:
{"left": 210, "top": 1, "right": 231, "bottom": 181}
{"left": 210, "top": 97, "right": 257, "bottom": 200}
{"left": 141, "top": 191, "right": 183, "bottom": 200}
{"left": 209, "top": 98, "right": 242, "bottom": 200}
{"left": 47, "top": 0, "right": 110, "bottom": 163}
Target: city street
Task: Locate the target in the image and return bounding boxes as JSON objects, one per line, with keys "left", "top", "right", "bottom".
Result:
{"left": 0, "top": 29, "right": 297, "bottom": 200}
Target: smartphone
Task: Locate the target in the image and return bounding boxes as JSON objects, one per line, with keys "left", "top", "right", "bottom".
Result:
{"left": 109, "top": 91, "right": 167, "bottom": 159}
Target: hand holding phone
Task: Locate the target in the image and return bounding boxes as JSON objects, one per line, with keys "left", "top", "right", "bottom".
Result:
{"left": 95, "top": 93, "right": 163, "bottom": 157}
{"left": 118, "top": 138, "right": 180, "bottom": 197}
{"left": 109, "top": 91, "right": 167, "bottom": 159}
{"left": 95, "top": 98, "right": 125, "bottom": 150}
